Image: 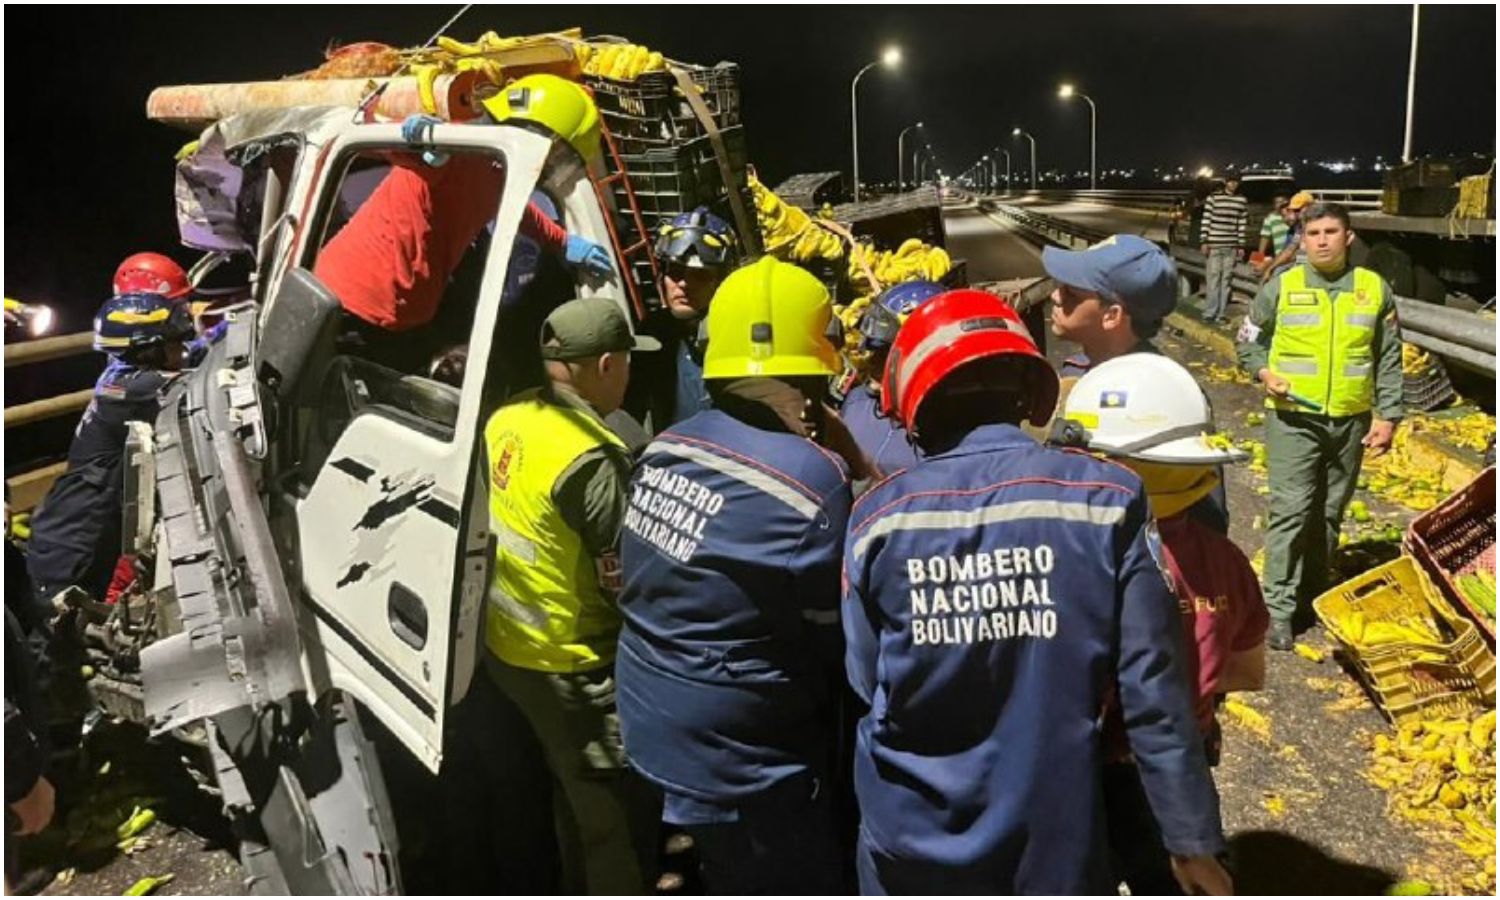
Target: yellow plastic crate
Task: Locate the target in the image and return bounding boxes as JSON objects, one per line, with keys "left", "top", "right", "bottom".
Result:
{"left": 1314, "top": 555, "right": 1496, "bottom": 726}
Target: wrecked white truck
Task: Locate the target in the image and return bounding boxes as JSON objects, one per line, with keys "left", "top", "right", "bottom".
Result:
{"left": 102, "top": 72, "right": 707, "bottom": 890}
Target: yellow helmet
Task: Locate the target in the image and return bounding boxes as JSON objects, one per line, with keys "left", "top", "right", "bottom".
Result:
{"left": 703, "top": 257, "right": 840, "bottom": 380}
{"left": 481, "top": 74, "right": 601, "bottom": 161}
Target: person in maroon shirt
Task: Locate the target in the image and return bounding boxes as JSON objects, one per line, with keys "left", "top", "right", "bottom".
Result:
{"left": 1054, "top": 351, "right": 1267, "bottom": 895}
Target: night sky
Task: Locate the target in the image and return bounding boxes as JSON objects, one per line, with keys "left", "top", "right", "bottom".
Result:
{"left": 3, "top": 4, "right": 1495, "bottom": 335}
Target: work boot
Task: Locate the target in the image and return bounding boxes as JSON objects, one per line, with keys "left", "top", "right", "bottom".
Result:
{"left": 1268, "top": 619, "right": 1294, "bottom": 652}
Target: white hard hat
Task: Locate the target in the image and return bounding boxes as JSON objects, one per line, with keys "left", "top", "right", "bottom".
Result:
{"left": 1061, "top": 353, "right": 1249, "bottom": 465}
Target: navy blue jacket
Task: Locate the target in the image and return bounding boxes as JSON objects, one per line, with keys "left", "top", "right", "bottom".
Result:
{"left": 841, "top": 384, "right": 922, "bottom": 479}
{"left": 844, "top": 424, "right": 1224, "bottom": 894}
{"left": 27, "top": 360, "right": 171, "bottom": 603}
{"left": 616, "top": 409, "right": 852, "bottom": 802}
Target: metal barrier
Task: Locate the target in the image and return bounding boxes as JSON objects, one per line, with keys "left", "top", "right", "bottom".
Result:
{"left": 984, "top": 200, "right": 1496, "bottom": 377}
{"left": 5, "top": 330, "right": 96, "bottom": 509}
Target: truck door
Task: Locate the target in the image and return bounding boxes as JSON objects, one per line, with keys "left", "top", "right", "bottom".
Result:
{"left": 281, "top": 124, "right": 623, "bottom": 771}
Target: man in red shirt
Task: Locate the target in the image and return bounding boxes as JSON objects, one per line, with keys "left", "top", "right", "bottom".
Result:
{"left": 1055, "top": 351, "right": 1267, "bottom": 894}
{"left": 314, "top": 151, "right": 607, "bottom": 332}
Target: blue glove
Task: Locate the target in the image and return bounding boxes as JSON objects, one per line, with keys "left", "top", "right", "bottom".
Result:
{"left": 564, "top": 235, "right": 614, "bottom": 277}
{"left": 401, "top": 114, "right": 443, "bottom": 144}
{"left": 400, "top": 114, "right": 449, "bottom": 167}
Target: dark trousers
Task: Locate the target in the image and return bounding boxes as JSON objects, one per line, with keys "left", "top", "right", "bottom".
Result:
{"left": 679, "top": 773, "right": 843, "bottom": 895}
{"left": 485, "top": 656, "right": 660, "bottom": 895}
{"left": 1103, "top": 761, "right": 1183, "bottom": 895}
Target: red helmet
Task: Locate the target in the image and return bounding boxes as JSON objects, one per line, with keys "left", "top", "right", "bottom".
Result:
{"left": 880, "top": 289, "right": 1059, "bottom": 433}
{"left": 113, "top": 252, "right": 191, "bottom": 300}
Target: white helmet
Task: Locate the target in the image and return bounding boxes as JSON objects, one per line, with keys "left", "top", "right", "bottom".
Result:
{"left": 1060, "top": 353, "right": 1248, "bottom": 465}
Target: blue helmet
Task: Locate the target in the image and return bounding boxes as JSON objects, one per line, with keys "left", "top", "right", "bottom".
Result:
{"left": 93, "top": 292, "right": 195, "bottom": 357}
{"left": 654, "top": 207, "right": 740, "bottom": 270}
{"left": 858, "top": 280, "right": 945, "bottom": 351}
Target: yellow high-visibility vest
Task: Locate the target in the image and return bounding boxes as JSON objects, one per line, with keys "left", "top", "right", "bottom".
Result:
{"left": 483, "top": 389, "right": 626, "bottom": 672}
{"left": 1266, "top": 265, "right": 1384, "bottom": 417}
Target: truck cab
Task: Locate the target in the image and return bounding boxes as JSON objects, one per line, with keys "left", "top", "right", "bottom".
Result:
{"left": 133, "top": 110, "right": 639, "bottom": 893}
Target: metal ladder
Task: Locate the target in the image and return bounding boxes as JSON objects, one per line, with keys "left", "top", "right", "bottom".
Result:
{"left": 590, "top": 117, "right": 660, "bottom": 321}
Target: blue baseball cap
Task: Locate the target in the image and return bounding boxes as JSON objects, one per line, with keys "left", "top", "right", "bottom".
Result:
{"left": 1041, "top": 234, "right": 1178, "bottom": 324}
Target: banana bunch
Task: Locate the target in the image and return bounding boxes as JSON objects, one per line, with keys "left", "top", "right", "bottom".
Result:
{"left": 580, "top": 43, "right": 666, "bottom": 81}
{"left": 789, "top": 223, "right": 844, "bottom": 262}
{"left": 1367, "top": 711, "right": 1496, "bottom": 893}
{"left": 832, "top": 293, "right": 880, "bottom": 373}
{"left": 751, "top": 175, "right": 845, "bottom": 262}
{"left": 1402, "top": 341, "right": 1438, "bottom": 377}
{"left": 1332, "top": 609, "right": 1447, "bottom": 650}
{"left": 847, "top": 238, "right": 951, "bottom": 294}
{"left": 750, "top": 174, "right": 813, "bottom": 253}
{"left": 1454, "top": 569, "right": 1496, "bottom": 622}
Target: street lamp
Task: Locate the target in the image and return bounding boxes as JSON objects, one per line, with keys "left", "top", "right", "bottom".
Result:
{"left": 851, "top": 45, "right": 902, "bottom": 202}
{"left": 1058, "top": 83, "right": 1098, "bottom": 189}
{"left": 898, "top": 121, "right": 924, "bottom": 190}
{"left": 995, "top": 147, "right": 1012, "bottom": 195}
{"left": 981, "top": 155, "right": 992, "bottom": 194}
{"left": 1012, "top": 127, "right": 1037, "bottom": 192}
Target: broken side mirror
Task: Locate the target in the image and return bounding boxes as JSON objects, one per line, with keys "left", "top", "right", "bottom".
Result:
{"left": 257, "top": 267, "right": 342, "bottom": 400}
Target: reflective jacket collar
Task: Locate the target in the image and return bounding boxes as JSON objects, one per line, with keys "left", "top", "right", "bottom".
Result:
{"left": 928, "top": 422, "right": 1038, "bottom": 460}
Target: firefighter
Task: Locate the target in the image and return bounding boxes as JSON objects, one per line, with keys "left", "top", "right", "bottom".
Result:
{"left": 26, "top": 294, "right": 194, "bottom": 608}
{"left": 626, "top": 207, "right": 743, "bottom": 431}
{"left": 481, "top": 296, "right": 661, "bottom": 894}
{"left": 1058, "top": 352, "right": 1269, "bottom": 894}
{"left": 844, "top": 289, "right": 1230, "bottom": 894}
{"left": 1236, "top": 202, "right": 1402, "bottom": 650}
{"left": 112, "top": 252, "right": 193, "bottom": 301}
{"left": 838, "top": 279, "right": 944, "bottom": 478}
{"left": 615, "top": 257, "right": 852, "bottom": 894}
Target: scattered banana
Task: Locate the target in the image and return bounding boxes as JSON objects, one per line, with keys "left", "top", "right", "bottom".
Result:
{"left": 1367, "top": 711, "right": 1496, "bottom": 894}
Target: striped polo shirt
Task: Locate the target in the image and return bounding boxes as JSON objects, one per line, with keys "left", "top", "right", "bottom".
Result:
{"left": 1201, "top": 191, "right": 1248, "bottom": 247}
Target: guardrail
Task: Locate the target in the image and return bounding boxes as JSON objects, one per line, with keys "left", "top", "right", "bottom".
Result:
{"left": 985, "top": 187, "right": 1385, "bottom": 212}
{"left": 983, "top": 200, "right": 1496, "bottom": 377}
{"left": 5, "top": 330, "right": 97, "bottom": 510}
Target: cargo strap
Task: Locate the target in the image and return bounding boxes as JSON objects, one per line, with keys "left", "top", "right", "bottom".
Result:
{"left": 668, "top": 66, "right": 762, "bottom": 258}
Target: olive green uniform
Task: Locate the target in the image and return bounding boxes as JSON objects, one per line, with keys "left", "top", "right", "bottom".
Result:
{"left": 1237, "top": 263, "right": 1404, "bottom": 623}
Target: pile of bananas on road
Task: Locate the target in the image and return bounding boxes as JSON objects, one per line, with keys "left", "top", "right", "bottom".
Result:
{"left": 750, "top": 175, "right": 843, "bottom": 262}
{"left": 1408, "top": 410, "right": 1496, "bottom": 454}
{"left": 1360, "top": 426, "right": 1449, "bottom": 511}
{"left": 1367, "top": 711, "right": 1496, "bottom": 893}
{"left": 578, "top": 42, "right": 667, "bottom": 81}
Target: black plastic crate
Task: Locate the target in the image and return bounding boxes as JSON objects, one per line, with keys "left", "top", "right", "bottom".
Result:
{"left": 1396, "top": 187, "right": 1460, "bottom": 218}
{"left": 1403, "top": 362, "right": 1457, "bottom": 413}
{"left": 587, "top": 63, "right": 741, "bottom": 152}
{"left": 1385, "top": 159, "right": 1458, "bottom": 191}
{"left": 611, "top": 127, "right": 750, "bottom": 224}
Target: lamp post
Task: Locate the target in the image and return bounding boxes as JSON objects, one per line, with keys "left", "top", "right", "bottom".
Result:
{"left": 897, "top": 121, "right": 923, "bottom": 190}
{"left": 1012, "top": 127, "right": 1037, "bottom": 192}
{"left": 1058, "top": 83, "right": 1097, "bottom": 189}
{"left": 851, "top": 46, "right": 902, "bottom": 202}
{"left": 1402, "top": 4, "right": 1419, "bottom": 162}
{"left": 996, "top": 147, "right": 1012, "bottom": 195}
